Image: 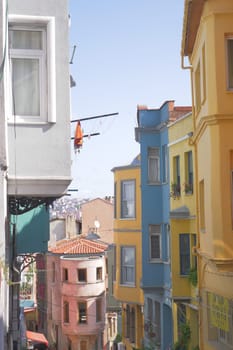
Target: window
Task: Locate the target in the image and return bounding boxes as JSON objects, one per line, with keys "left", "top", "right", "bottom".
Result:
{"left": 52, "top": 261, "right": 55, "bottom": 282}
{"left": 120, "top": 246, "right": 135, "bottom": 285}
{"left": 96, "top": 299, "right": 102, "bottom": 322}
{"left": 194, "top": 61, "right": 201, "bottom": 113}
{"left": 177, "top": 303, "right": 186, "bottom": 329}
{"left": 124, "top": 305, "right": 135, "bottom": 342}
{"left": 78, "top": 302, "right": 87, "bottom": 324}
{"left": 63, "top": 301, "right": 69, "bottom": 323}
{"left": 114, "top": 182, "right": 117, "bottom": 218}
{"left": 149, "top": 225, "right": 161, "bottom": 260}
{"left": 202, "top": 44, "right": 206, "bottom": 102}
{"left": 185, "top": 151, "right": 193, "bottom": 194}
{"left": 162, "top": 145, "right": 168, "bottom": 183}
{"left": 78, "top": 268, "right": 87, "bottom": 282}
{"left": 113, "top": 245, "right": 116, "bottom": 282}
{"left": 147, "top": 298, "right": 153, "bottom": 322}
{"left": 8, "top": 16, "right": 55, "bottom": 123}
{"left": 96, "top": 267, "right": 102, "bottom": 281}
{"left": 63, "top": 268, "right": 68, "bottom": 281}
{"left": 179, "top": 234, "right": 190, "bottom": 275}
{"left": 126, "top": 305, "right": 130, "bottom": 338}
{"left": 121, "top": 180, "right": 135, "bottom": 218}
{"left": 172, "top": 155, "right": 181, "bottom": 196}
{"left": 227, "top": 38, "right": 233, "bottom": 89}
{"left": 130, "top": 307, "right": 136, "bottom": 343}
{"left": 154, "top": 301, "right": 161, "bottom": 343}
{"left": 148, "top": 147, "right": 160, "bottom": 183}
{"left": 199, "top": 179, "right": 205, "bottom": 231}
{"left": 207, "top": 293, "right": 233, "bottom": 346}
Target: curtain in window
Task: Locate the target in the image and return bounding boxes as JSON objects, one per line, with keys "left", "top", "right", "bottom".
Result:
{"left": 179, "top": 234, "right": 190, "bottom": 275}
{"left": 9, "top": 30, "right": 42, "bottom": 50}
{"left": 10, "top": 29, "right": 42, "bottom": 116}
{"left": 12, "top": 58, "right": 40, "bottom": 116}
{"left": 121, "top": 247, "right": 135, "bottom": 284}
{"left": 122, "top": 181, "right": 135, "bottom": 218}
{"left": 148, "top": 148, "right": 160, "bottom": 182}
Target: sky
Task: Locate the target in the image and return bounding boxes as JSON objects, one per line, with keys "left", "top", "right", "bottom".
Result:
{"left": 68, "top": 0, "right": 192, "bottom": 199}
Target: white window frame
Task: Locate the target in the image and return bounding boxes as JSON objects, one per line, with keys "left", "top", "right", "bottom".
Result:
{"left": 120, "top": 180, "right": 135, "bottom": 219}
{"left": 120, "top": 246, "right": 135, "bottom": 286}
{"left": 8, "top": 15, "right": 56, "bottom": 124}
{"left": 148, "top": 147, "right": 160, "bottom": 183}
{"left": 149, "top": 224, "right": 161, "bottom": 261}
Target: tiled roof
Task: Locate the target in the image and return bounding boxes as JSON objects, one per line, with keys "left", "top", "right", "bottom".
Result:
{"left": 49, "top": 237, "right": 108, "bottom": 255}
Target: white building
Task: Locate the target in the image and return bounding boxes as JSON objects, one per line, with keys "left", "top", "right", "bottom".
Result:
{"left": 0, "top": 0, "right": 72, "bottom": 348}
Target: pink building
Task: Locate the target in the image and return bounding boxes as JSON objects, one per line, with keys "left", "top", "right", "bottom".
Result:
{"left": 46, "top": 237, "right": 108, "bottom": 350}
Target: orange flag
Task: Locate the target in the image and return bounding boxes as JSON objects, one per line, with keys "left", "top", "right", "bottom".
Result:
{"left": 74, "top": 121, "right": 83, "bottom": 149}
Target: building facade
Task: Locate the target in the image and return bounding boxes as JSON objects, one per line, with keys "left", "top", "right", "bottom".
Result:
{"left": 112, "top": 155, "right": 144, "bottom": 350}
{"left": 182, "top": 0, "right": 233, "bottom": 348}
{"left": 46, "top": 237, "right": 108, "bottom": 350}
{"left": 135, "top": 101, "right": 191, "bottom": 349}
{"left": 168, "top": 111, "right": 199, "bottom": 349}
{"left": 0, "top": 0, "right": 72, "bottom": 348}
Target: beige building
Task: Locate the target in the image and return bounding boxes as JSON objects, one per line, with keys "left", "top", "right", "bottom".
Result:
{"left": 81, "top": 197, "right": 114, "bottom": 244}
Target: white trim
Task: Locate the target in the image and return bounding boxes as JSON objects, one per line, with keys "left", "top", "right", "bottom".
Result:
{"left": 8, "top": 15, "right": 56, "bottom": 123}
{"left": 167, "top": 132, "right": 193, "bottom": 147}
{"left": 7, "top": 176, "right": 72, "bottom": 196}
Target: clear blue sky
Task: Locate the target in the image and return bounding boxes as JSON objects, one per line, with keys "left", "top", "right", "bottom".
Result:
{"left": 68, "top": 0, "right": 191, "bottom": 199}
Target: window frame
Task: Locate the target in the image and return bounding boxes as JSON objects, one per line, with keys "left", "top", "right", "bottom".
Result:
{"left": 172, "top": 155, "right": 181, "bottom": 196}
{"left": 149, "top": 224, "right": 161, "bottom": 261}
{"left": 185, "top": 151, "right": 193, "bottom": 194}
{"left": 194, "top": 61, "right": 201, "bottom": 114}
{"left": 8, "top": 15, "right": 56, "bottom": 124}
{"left": 62, "top": 267, "right": 68, "bottom": 282}
{"left": 77, "top": 268, "right": 87, "bottom": 282}
{"left": 63, "top": 301, "right": 69, "bottom": 323}
{"left": 148, "top": 147, "right": 160, "bottom": 184}
{"left": 226, "top": 36, "right": 233, "bottom": 90}
{"left": 179, "top": 234, "right": 190, "bottom": 276}
{"left": 162, "top": 144, "right": 168, "bottom": 183}
{"left": 96, "top": 267, "right": 103, "bottom": 281}
{"left": 120, "top": 179, "right": 136, "bottom": 219}
{"left": 96, "top": 298, "right": 102, "bottom": 322}
{"left": 78, "top": 301, "right": 87, "bottom": 324}
{"left": 120, "top": 246, "right": 136, "bottom": 286}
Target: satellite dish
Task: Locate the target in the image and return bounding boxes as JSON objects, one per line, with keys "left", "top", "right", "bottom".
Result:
{"left": 94, "top": 220, "right": 100, "bottom": 229}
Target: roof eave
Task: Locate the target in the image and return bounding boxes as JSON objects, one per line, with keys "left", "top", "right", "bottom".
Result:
{"left": 181, "top": 0, "right": 205, "bottom": 57}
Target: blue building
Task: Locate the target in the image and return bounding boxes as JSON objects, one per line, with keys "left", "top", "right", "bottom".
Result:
{"left": 135, "top": 101, "right": 191, "bottom": 349}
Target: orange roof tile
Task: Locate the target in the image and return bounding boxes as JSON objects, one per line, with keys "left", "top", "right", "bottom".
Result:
{"left": 49, "top": 237, "right": 108, "bottom": 255}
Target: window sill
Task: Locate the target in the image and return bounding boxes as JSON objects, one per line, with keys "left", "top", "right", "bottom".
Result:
{"left": 8, "top": 119, "right": 52, "bottom": 125}
{"left": 119, "top": 283, "right": 136, "bottom": 288}
{"left": 147, "top": 181, "right": 161, "bottom": 185}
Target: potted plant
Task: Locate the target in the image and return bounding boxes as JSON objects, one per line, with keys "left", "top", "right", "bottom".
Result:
{"left": 188, "top": 267, "right": 198, "bottom": 287}
{"left": 183, "top": 183, "right": 193, "bottom": 194}
{"left": 170, "top": 183, "right": 181, "bottom": 199}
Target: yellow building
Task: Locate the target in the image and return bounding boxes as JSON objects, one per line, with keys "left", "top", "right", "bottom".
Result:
{"left": 169, "top": 112, "right": 199, "bottom": 350}
{"left": 182, "top": 0, "right": 233, "bottom": 348}
{"left": 112, "top": 155, "right": 144, "bottom": 350}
